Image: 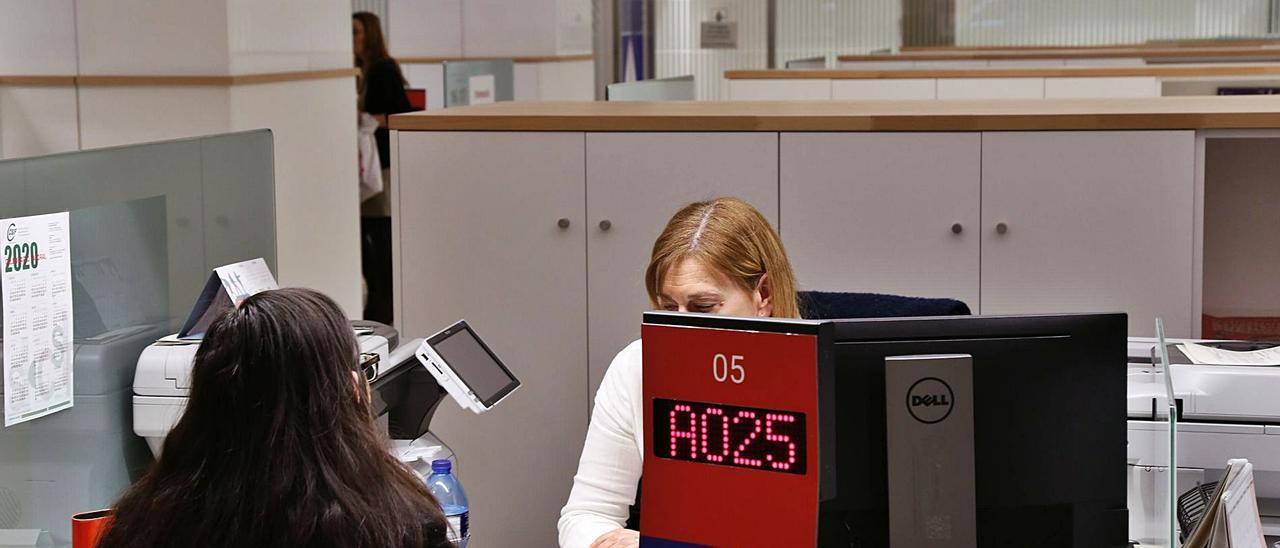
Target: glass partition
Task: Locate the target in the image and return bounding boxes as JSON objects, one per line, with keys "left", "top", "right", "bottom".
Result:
{"left": 443, "top": 59, "right": 515, "bottom": 107}
{"left": 0, "top": 130, "right": 275, "bottom": 546}
{"left": 607, "top": 74, "right": 696, "bottom": 100}
{"left": 1127, "top": 329, "right": 1178, "bottom": 547}
{"left": 649, "top": 0, "right": 1278, "bottom": 99}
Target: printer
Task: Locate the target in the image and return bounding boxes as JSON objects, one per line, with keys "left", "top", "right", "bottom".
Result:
{"left": 133, "top": 319, "right": 519, "bottom": 479}
{"left": 0, "top": 324, "right": 166, "bottom": 547}
{"left": 1127, "top": 337, "right": 1280, "bottom": 540}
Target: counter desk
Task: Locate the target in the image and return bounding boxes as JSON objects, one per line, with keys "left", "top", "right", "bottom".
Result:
{"left": 389, "top": 97, "right": 1280, "bottom": 547}
{"left": 726, "top": 63, "right": 1280, "bottom": 101}
{"left": 838, "top": 44, "right": 1280, "bottom": 68}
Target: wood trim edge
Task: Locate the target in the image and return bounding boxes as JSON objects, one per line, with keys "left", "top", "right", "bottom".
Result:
{"left": 0, "top": 75, "right": 79, "bottom": 86}
{"left": 389, "top": 110, "right": 1280, "bottom": 132}
{"left": 725, "top": 64, "right": 1280, "bottom": 80}
{"left": 398, "top": 54, "right": 594, "bottom": 64}
{"left": 71, "top": 68, "right": 358, "bottom": 87}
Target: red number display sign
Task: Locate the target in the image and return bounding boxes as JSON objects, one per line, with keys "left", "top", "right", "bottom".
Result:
{"left": 654, "top": 398, "right": 806, "bottom": 474}
{"left": 641, "top": 319, "right": 821, "bottom": 548}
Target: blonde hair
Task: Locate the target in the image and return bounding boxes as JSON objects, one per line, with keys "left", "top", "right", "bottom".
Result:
{"left": 645, "top": 197, "right": 800, "bottom": 319}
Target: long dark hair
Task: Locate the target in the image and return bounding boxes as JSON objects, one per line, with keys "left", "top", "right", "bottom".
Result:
{"left": 353, "top": 11, "right": 405, "bottom": 88}
{"left": 99, "top": 288, "right": 452, "bottom": 548}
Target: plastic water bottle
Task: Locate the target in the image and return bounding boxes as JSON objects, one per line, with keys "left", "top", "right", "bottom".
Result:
{"left": 426, "top": 459, "right": 469, "bottom": 548}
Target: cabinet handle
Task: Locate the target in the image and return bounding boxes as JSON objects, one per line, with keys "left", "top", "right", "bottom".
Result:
{"left": 951, "top": 223, "right": 963, "bottom": 234}
{"left": 557, "top": 218, "right": 571, "bottom": 229}
{"left": 599, "top": 220, "right": 612, "bottom": 231}
{"left": 996, "top": 222, "right": 1008, "bottom": 235}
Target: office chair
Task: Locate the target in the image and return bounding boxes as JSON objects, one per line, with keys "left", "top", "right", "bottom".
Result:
{"left": 798, "top": 290, "right": 971, "bottom": 319}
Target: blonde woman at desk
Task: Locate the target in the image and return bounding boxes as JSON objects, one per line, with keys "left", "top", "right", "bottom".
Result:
{"left": 559, "top": 197, "right": 802, "bottom": 548}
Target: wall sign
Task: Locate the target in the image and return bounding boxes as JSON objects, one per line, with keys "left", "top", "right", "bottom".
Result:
{"left": 3, "top": 212, "right": 74, "bottom": 427}
{"left": 700, "top": 8, "right": 738, "bottom": 49}
{"left": 468, "top": 74, "right": 496, "bottom": 105}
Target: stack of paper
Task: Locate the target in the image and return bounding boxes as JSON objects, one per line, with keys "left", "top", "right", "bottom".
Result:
{"left": 1180, "top": 343, "right": 1280, "bottom": 366}
{"left": 1183, "top": 459, "right": 1267, "bottom": 548}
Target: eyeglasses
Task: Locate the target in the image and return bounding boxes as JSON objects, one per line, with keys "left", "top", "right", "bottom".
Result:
{"left": 359, "top": 352, "right": 380, "bottom": 383}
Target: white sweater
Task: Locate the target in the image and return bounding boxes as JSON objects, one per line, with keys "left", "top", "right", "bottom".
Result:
{"left": 558, "top": 339, "right": 645, "bottom": 548}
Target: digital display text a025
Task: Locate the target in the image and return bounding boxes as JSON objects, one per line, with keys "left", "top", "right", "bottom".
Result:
{"left": 653, "top": 398, "right": 806, "bottom": 475}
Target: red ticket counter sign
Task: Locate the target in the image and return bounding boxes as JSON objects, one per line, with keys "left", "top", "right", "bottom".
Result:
{"left": 640, "top": 313, "right": 832, "bottom": 548}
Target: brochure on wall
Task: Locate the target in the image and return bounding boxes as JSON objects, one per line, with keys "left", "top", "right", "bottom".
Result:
{"left": 2, "top": 212, "right": 74, "bottom": 427}
{"left": 178, "top": 258, "right": 278, "bottom": 340}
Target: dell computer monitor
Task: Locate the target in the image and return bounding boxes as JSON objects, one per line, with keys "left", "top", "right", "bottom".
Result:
{"left": 822, "top": 312, "right": 1128, "bottom": 547}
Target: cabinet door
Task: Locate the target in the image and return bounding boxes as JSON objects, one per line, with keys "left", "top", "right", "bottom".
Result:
{"left": 396, "top": 131, "right": 586, "bottom": 548}
{"left": 586, "top": 133, "right": 778, "bottom": 401}
{"left": 780, "top": 133, "right": 981, "bottom": 309}
{"left": 981, "top": 131, "right": 1195, "bottom": 337}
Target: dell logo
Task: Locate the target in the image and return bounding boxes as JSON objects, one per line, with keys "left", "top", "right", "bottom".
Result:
{"left": 906, "top": 377, "right": 954, "bottom": 424}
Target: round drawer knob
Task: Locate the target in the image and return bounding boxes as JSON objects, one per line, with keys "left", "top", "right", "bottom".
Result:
{"left": 599, "top": 220, "right": 612, "bottom": 231}
{"left": 951, "top": 223, "right": 963, "bottom": 234}
{"left": 996, "top": 222, "right": 1008, "bottom": 235}
{"left": 557, "top": 218, "right": 571, "bottom": 229}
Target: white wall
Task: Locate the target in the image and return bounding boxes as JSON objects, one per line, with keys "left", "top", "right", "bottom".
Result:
{"left": 0, "top": 0, "right": 77, "bottom": 75}
{"left": 0, "top": 0, "right": 363, "bottom": 315}
{"left": 0, "top": 87, "right": 79, "bottom": 158}
{"left": 0, "top": 0, "right": 80, "bottom": 158}
{"left": 655, "top": 0, "right": 768, "bottom": 100}
{"left": 388, "top": 0, "right": 462, "bottom": 57}
{"left": 775, "top": 0, "right": 900, "bottom": 64}
{"left": 464, "top": 0, "right": 560, "bottom": 56}
{"left": 76, "top": 0, "right": 231, "bottom": 75}
{"left": 955, "top": 0, "right": 1271, "bottom": 46}
{"left": 77, "top": 87, "right": 232, "bottom": 149}
{"left": 388, "top": 0, "right": 594, "bottom": 103}
{"left": 231, "top": 78, "right": 362, "bottom": 314}
{"left": 227, "top": 0, "right": 351, "bottom": 74}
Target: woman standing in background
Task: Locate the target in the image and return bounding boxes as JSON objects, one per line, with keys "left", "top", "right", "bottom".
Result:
{"left": 353, "top": 11, "right": 411, "bottom": 324}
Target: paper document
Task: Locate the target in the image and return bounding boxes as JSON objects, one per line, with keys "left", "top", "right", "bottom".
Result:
{"left": 1182, "top": 459, "right": 1267, "bottom": 548}
{"left": 468, "top": 74, "right": 495, "bottom": 105}
{"left": 1222, "top": 461, "right": 1266, "bottom": 548}
{"left": 2, "top": 212, "right": 75, "bottom": 427}
{"left": 178, "top": 258, "right": 278, "bottom": 340}
{"left": 1180, "top": 343, "right": 1280, "bottom": 366}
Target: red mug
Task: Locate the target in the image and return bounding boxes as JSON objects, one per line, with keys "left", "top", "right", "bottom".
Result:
{"left": 71, "top": 509, "right": 113, "bottom": 548}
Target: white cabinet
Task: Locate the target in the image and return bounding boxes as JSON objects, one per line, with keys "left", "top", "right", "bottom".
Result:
{"left": 780, "top": 133, "right": 981, "bottom": 309}
{"left": 980, "top": 131, "right": 1196, "bottom": 337}
{"left": 392, "top": 128, "right": 1201, "bottom": 547}
{"left": 395, "top": 131, "right": 587, "bottom": 548}
{"left": 585, "top": 133, "right": 779, "bottom": 400}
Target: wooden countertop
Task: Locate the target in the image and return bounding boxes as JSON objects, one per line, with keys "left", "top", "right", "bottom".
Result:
{"left": 398, "top": 54, "right": 593, "bottom": 64}
{"left": 390, "top": 96, "right": 1280, "bottom": 132}
{"left": 726, "top": 63, "right": 1280, "bottom": 80}
{"left": 838, "top": 45, "right": 1280, "bottom": 62}
{"left": 0, "top": 68, "right": 357, "bottom": 87}
{"left": 901, "top": 40, "right": 1280, "bottom": 53}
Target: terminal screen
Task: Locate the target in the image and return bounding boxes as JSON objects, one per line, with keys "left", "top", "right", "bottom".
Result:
{"left": 653, "top": 398, "right": 806, "bottom": 475}
{"left": 433, "top": 327, "right": 517, "bottom": 405}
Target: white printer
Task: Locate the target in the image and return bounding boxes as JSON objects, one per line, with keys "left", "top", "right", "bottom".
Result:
{"left": 133, "top": 321, "right": 396, "bottom": 455}
{"left": 1127, "top": 337, "right": 1280, "bottom": 539}
{"left": 132, "top": 319, "right": 520, "bottom": 479}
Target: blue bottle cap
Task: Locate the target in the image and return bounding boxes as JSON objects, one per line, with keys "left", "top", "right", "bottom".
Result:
{"left": 431, "top": 459, "right": 452, "bottom": 474}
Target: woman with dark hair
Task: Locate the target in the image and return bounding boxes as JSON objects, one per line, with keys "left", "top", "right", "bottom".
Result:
{"left": 97, "top": 288, "right": 454, "bottom": 547}
{"left": 353, "top": 11, "right": 410, "bottom": 324}
{"left": 353, "top": 11, "right": 411, "bottom": 165}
